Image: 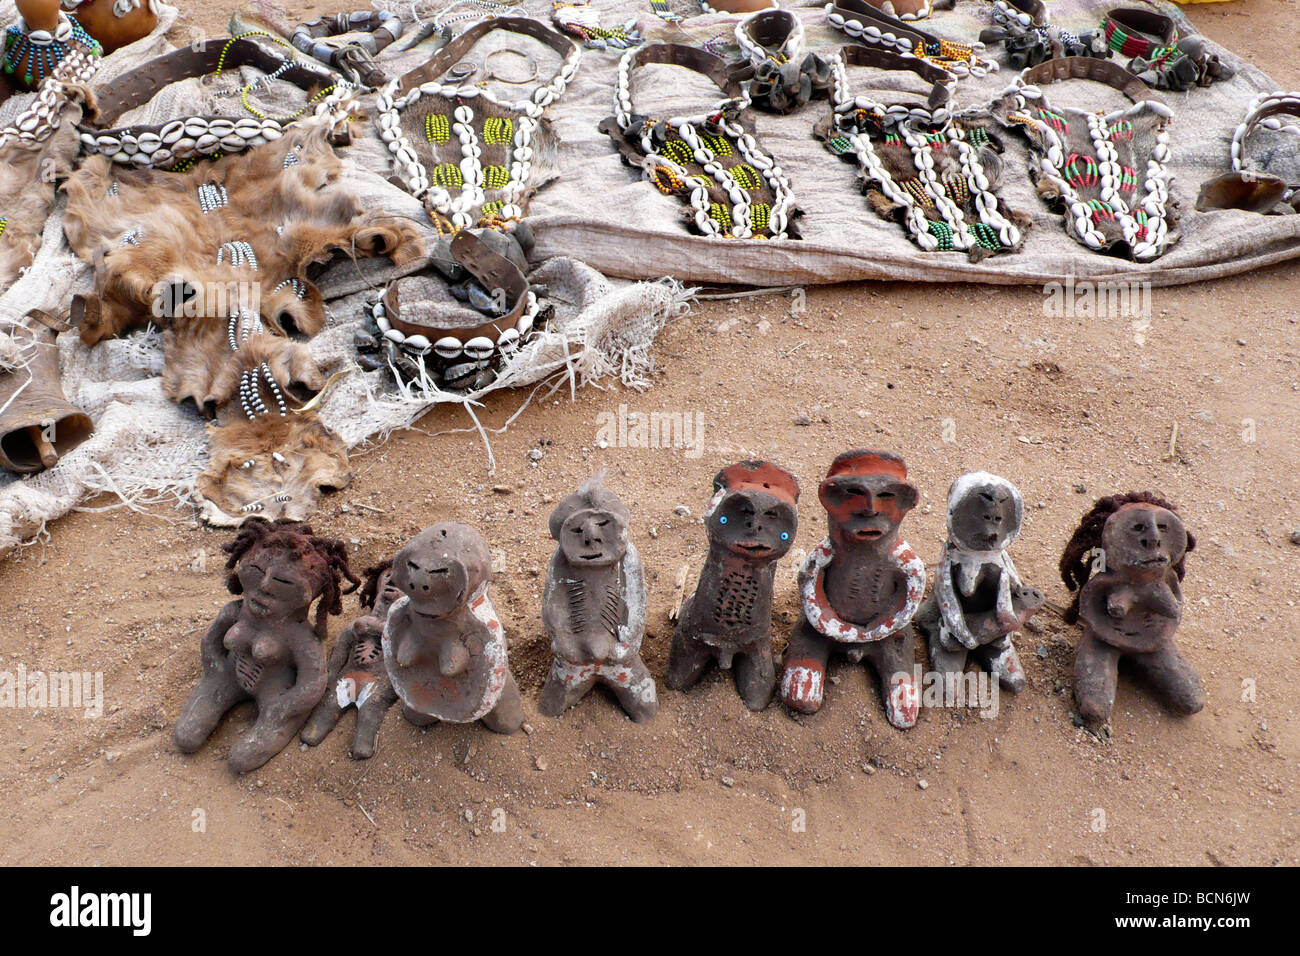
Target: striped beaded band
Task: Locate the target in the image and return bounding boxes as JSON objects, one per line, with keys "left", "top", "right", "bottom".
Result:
{"left": 827, "top": 0, "right": 996, "bottom": 78}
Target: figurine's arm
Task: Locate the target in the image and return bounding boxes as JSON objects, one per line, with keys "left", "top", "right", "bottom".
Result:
{"left": 276, "top": 629, "right": 328, "bottom": 717}
{"left": 200, "top": 601, "right": 242, "bottom": 671}
{"left": 543, "top": 552, "right": 588, "bottom": 663}
{"left": 324, "top": 623, "right": 360, "bottom": 684}
{"left": 618, "top": 543, "right": 648, "bottom": 651}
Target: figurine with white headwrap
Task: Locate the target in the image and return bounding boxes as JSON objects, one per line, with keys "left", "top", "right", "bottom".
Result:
{"left": 915, "top": 472, "right": 1044, "bottom": 693}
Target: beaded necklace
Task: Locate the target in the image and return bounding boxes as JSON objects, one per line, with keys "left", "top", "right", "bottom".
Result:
{"left": 3, "top": 11, "right": 100, "bottom": 87}
{"left": 0, "top": 50, "right": 96, "bottom": 149}
{"left": 551, "top": 0, "right": 642, "bottom": 50}
{"left": 825, "top": 46, "right": 1022, "bottom": 256}
{"left": 376, "top": 16, "right": 581, "bottom": 230}
{"left": 607, "top": 43, "right": 798, "bottom": 240}
{"left": 994, "top": 57, "right": 1175, "bottom": 261}
{"left": 827, "top": 0, "right": 996, "bottom": 78}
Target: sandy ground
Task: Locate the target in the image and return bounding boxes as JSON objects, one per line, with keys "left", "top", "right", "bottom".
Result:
{"left": 1, "top": 1, "right": 1297, "bottom": 866}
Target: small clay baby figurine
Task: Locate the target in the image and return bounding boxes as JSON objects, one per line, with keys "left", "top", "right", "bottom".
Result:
{"left": 539, "top": 473, "right": 655, "bottom": 721}
{"left": 780, "top": 450, "right": 925, "bottom": 729}
{"left": 300, "top": 562, "right": 402, "bottom": 759}
{"left": 666, "top": 461, "right": 800, "bottom": 711}
{"left": 1060, "top": 492, "right": 1204, "bottom": 723}
{"left": 382, "top": 523, "right": 524, "bottom": 733}
{"left": 175, "top": 520, "right": 359, "bottom": 773}
{"left": 915, "top": 472, "right": 1044, "bottom": 693}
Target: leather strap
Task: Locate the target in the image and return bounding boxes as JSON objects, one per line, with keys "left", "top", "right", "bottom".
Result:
{"left": 1020, "top": 55, "right": 1163, "bottom": 105}
{"left": 394, "top": 16, "right": 576, "bottom": 96}
{"left": 838, "top": 43, "right": 953, "bottom": 113}
{"left": 382, "top": 230, "right": 529, "bottom": 338}
{"left": 1103, "top": 7, "right": 1178, "bottom": 58}
{"left": 623, "top": 42, "right": 744, "bottom": 99}
{"left": 90, "top": 37, "right": 337, "bottom": 128}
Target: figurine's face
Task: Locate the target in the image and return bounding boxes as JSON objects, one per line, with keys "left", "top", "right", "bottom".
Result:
{"left": 372, "top": 568, "right": 402, "bottom": 618}
{"left": 950, "top": 481, "right": 1020, "bottom": 552}
{"left": 237, "top": 546, "right": 315, "bottom": 620}
{"left": 391, "top": 524, "right": 490, "bottom": 619}
{"left": 708, "top": 489, "right": 797, "bottom": 559}
{"left": 819, "top": 472, "right": 918, "bottom": 544}
{"left": 1102, "top": 504, "right": 1187, "bottom": 574}
{"left": 558, "top": 507, "right": 627, "bottom": 567}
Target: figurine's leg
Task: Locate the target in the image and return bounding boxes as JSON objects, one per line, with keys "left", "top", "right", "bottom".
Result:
{"left": 926, "top": 629, "right": 970, "bottom": 684}
{"left": 912, "top": 594, "right": 940, "bottom": 643}
{"left": 1073, "top": 631, "right": 1122, "bottom": 722}
{"left": 664, "top": 617, "right": 714, "bottom": 692}
{"left": 229, "top": 703, "right": 313, "bottom": 774}
{"left": 1129, "top": 641, "right": 1206, "bottom": 716}
{"left": 174, "top": 663, "right": 248, "bottom": 753}
{"left": 861, "top": 627, "right": 920, "bottom": 729}
{"left": 780, "top": 618, "right": 832, "bottom": 715}
{"left": 300, "top": 684, "right": 345, "bottom": 746}
{"left": 538, "top": 660, "right": 597, "bottom": 717}
{"left": 351, "top": 690, "right": 397, "bottom": 760}
{"left": 608, "top": 658, "right": 658, "bottom": 723}
{"left": 402, "top": 704, "right": 438, "bottom": 727}
{"left": 480, "top": 671, "right": 524, "bottom": 734}
{"left": 733, "top": 641, "right": 775, "bottom": 712}
{"left": 975, "top": 635, "right": 1027, "bottom": 693}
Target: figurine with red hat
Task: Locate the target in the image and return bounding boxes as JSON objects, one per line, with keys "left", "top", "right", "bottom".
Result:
{"left": 780, "top": 450, "right": 925, "bottom": 729}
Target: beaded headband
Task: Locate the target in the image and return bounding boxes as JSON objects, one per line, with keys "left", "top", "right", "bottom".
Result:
{"left": 77, "top": 36, "right": 352, "bottom": 169}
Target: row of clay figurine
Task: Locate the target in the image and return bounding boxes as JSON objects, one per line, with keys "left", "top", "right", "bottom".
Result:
{"left": 175, "top": 450, "right": 1204, "bottom": 773}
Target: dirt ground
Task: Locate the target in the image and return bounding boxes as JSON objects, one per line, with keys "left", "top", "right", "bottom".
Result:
{"left": 1, "top": 1, "right": 1297, "bottom": 866}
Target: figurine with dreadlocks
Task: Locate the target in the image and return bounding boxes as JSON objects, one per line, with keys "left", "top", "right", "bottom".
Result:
{"left": 300, "top": 560, "right": 401, "bottom": 759}
{"left": 175, "top": 520, "right": 359, "bottom": 773}
{"left": 780, "top": 450, "right": 925, "bottom": 728}
{"left": 539, "top": 473, "right": 655, "bottom": 722}
{"left": 1060, "top": 492, "right": 1204, "bottom": 723}
{"left": 914, "top": 472, "right": 1044, "bottom": 694}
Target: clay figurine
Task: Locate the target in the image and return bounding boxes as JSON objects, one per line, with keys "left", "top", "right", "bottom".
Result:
{"left": 666, "top": 461, "right": 800, "bottom": 711}
{"left": 300, "top": 561, "right": 401, "bottom": 758}
{"left": 780, "top": 450, "right": 924, "bottom": 729}
{"left": 382, "top": 523, "right": 524, "bottom": 734}
{"left": 175, "top": 521, "right": 359, "bottom": 773}
{"left": 539, "top": 473, "right": 654, "bottom": 721}
{"left": 914, "top": 472, "right": 1044, "bottom": 694}
{"left": 1060, "top": 492, "right": 1204, "bottom": 723}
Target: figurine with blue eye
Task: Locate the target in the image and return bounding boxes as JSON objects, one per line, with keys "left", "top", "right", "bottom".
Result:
{"left": 666, "top": 460, "right": 800, "bottom": 711}
{"left": 914, "top": 472, "right": 1044, "bottom": 697}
